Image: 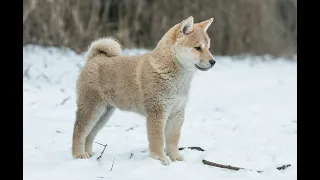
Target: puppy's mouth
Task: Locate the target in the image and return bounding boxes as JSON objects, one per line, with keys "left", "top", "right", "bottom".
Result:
{"left": 194, "top": 64, "right": 212, "bottom": 71}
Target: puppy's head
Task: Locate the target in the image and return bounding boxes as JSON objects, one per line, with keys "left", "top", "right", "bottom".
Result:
{"left": 172, "top": 16, "right": 215, "bottom": 71}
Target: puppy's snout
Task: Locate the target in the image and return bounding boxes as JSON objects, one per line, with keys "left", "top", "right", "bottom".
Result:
{"left": 209, "top": 59, "right": 216, "bottom": 66}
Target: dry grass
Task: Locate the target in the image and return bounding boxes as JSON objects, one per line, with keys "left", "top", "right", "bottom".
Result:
{"left": 23, "top": 0, "right": 297, "bottom": 56}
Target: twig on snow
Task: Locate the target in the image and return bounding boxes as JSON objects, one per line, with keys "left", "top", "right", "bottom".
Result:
{"left": 276, "top": 164, "right": 291, "bottom": 170}
{"left": 202, "top": 159, "right": 291, "bottom": 173}
{"left": 179, "top": 146, "right": 205, "bottom": 151}
{"left": 178, "top": 146, "right": 291, "bottom": 172}
{"left": 56, "top": 96, "right": 71, "bottom": 106}
{"left": 23, "top": 65, "right": 31, "bottom": 79}
{"left": 202, "top": 159, "right": 262, "bottom": 173}
{"left": 125, "top": 125, "right": 139, "bottom": 131}
{"left": 110, "top": 158, "right": 115, "bottom": 171}
{"left": 39, "top": 74, "right": 51, "bottom": 83}
{"left": 127, "top": 145, "right": 292, "bottom": 173}
{"left": 95, "top": 142, "right": 108, "bottom": 161}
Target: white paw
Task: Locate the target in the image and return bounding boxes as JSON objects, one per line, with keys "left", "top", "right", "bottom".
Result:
{"left": 160, "top": 156, "right": 172, "bottom": 165}
{"left": 88, "top": 152, "right": 95, "bottom": 157}
{"left": 151, "top": 154, "right": 172, "bottom": 165}
{"left": 73, "top": 152, "right": 91, "bottom": 159}
{"left": 168, "top": 152, "right": 184, "bottom": 162}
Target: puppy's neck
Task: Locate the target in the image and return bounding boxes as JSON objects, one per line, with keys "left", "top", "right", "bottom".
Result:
{"left": 150, "top": 25, "right": 195, "bottom": 79}
{"left": 149, "top": 50, "right": 194, "bottom": 83}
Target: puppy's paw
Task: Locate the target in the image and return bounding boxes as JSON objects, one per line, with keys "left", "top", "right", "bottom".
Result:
{"left": 73, "top": 152, "right": 91, "bottom": 159}
{"left": 167, "top": 152, "right": 184, "bottom": 162}
{"left": 151, "top": 154, "right": 171, "bottom": 165}
{"left": 88, "top": 152, "right": 95, "bottom": 157}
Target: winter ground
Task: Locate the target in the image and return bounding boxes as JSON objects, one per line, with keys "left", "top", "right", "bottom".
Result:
{"left": 23, "top": 45, "right": 297, "bottom": 180}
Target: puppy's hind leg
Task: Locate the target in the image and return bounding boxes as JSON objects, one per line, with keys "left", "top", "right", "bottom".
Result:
{"left": 72, "top": 90, "right": 105, "bottom": 159}
{"left": 85, "top": 105, "right": 115, "bottom": 156}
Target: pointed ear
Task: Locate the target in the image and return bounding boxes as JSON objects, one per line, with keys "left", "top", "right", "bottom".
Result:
{"left": 180, "top": 16, "right": 194, "bottom": 35}
{"left": 198, "top": 17, "right": 214, "bottom": 32}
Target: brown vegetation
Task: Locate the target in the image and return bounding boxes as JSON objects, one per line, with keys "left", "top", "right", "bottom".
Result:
{"left": 23, "top": 0, "right": 296, "bottom": 56}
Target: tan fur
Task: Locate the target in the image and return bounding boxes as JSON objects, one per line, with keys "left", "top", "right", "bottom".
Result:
{"left": 72, "top": 16, "right": 215, "bottom": 165}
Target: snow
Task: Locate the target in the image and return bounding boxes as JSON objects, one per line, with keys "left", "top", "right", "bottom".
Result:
{"left": 23, "top": 45, "right": 297, "bottom": 180}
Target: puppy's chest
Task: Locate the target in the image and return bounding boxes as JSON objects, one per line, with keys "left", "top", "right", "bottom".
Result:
{"left": 166, "top": 80, "right": 191, "bottom": 110}
{"left": 172, "top": 93, "right": 188, "bottom": 110}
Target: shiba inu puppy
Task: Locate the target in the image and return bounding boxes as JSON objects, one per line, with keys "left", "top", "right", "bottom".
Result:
{"left": 72, "top": 16, "right": 215, "bottom": 165}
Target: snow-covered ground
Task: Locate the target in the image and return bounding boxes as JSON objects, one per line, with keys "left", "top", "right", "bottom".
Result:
{"left": 23, "top": 45, "right": 297, "bottom": 180}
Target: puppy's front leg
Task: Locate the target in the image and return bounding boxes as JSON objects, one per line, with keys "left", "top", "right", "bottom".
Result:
{"left": 165, "top": 110, "right": 185, "bottom": 162}
{"left": 146, "top": 113, "right": 171, "bottom": 165}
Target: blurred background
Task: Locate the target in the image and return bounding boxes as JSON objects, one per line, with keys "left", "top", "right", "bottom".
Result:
{"left": 23, "top": 0, "right": 297, "bottom": 57}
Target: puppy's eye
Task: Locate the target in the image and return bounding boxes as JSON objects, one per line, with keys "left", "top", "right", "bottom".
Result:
{"left": 194, "top": 46, "right": 201, "bottom": 51}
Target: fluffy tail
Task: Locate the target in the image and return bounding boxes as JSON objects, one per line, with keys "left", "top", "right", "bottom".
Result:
{"left": 86, "top": 37, "right": 121, "bottom": 60}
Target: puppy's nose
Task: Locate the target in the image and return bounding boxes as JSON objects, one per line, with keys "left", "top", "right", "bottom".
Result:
{"left": 209, "top": 59, "right": 216, "bottom": 66}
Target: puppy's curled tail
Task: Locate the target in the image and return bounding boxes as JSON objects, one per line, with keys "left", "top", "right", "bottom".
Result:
{"left": 86, "top": 37, "right": 121, "bottom": 60}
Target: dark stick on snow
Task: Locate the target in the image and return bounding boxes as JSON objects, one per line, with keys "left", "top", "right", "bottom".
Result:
{"left": 125, "top": 125, "right": 139, "bottom": 131}
{"left": 129, "top": 153, "right": 133, "bottom": 159}
{"left": 95, "top": 142, "right": 108, "bottom": 161}
{"left": 40, "top": 74, "right": 51, "bottom": 83}
{"left": 202, "top": 159, "right": 262, "bottom": 173}
{"left": 110, "top": 158, "right": 115, "bottom": 171}
{"left": 125, "top": 127, "right": 135, "bottom": 131}
{"left": 178, "top": 146, "right": 291, "bottom": 172}
{"left": 276, "top": 164, "right": 291, "bottom": 170}
{"left": 126, "top": 145, "right": 291, "bottom": 173}
{"left": 57, "top": 96, "right": 71, "bottom": 106}
{"left": 179, "top": 146, "right": 205, "bottom": 151}
{"left": 202, "top": 159, "right": 291, "bottom": 173}
{"left": 23, "top": 65, "right": 31, "bottom": 79}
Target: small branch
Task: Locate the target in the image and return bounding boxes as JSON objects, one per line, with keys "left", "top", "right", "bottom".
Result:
{"left": 56, "top": 96, "right": 71, "bottom": 106}
{"left": 276, "top": 164, "right": 291, "bottom": 170}
{"left": 202, "top": 159, "right": 262, "bottom": 173}
{"left": 71, "top": 8, "right": 85, "bottom": 34}
{"left": 39, "top": 74, "right": 51, "bottom": 83}
{"left": 95, "top": 142, "right": 106, "bottom": 146}
{"left": 23, "top": 65, "right": 31, "bottom": 79}
{"left": 125, "top": 125, "right": 139, "bottom": 131}
{"left": 128, "top": 145, "right": 291, "bottom": 173}
{"left": 95, "top": 142, "right": 108, "bottom": 161}
{"left": 110, "top": 158, "right": 115, "bottom": 171}
{"left": 202, "top": 159, "right": 291, "bottom": 173}
{"left": 178, "top": 146, "right": 291, "bottom": 172}
{"left": 179, "top": 146, "right": 205, "bottom": 151}
{"left": 129, "top": 153, "right": 133, "bottom": 159}
{"left": 23, "top": 0, "right": 38, "bottom": 24}
{"left": 101, "top": 0, "right": 112, "bottom": 23}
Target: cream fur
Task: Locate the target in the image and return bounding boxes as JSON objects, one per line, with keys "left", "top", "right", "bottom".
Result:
{"left": 72, "top": 16, "right": 216, "bottom": 165}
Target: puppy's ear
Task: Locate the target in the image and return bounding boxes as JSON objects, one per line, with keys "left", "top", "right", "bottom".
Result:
{"left": 197, "top": 17, "right": 214, "bottom": 32}
{"left": 180, "top": 16, "right": 194, "bottom": 35}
